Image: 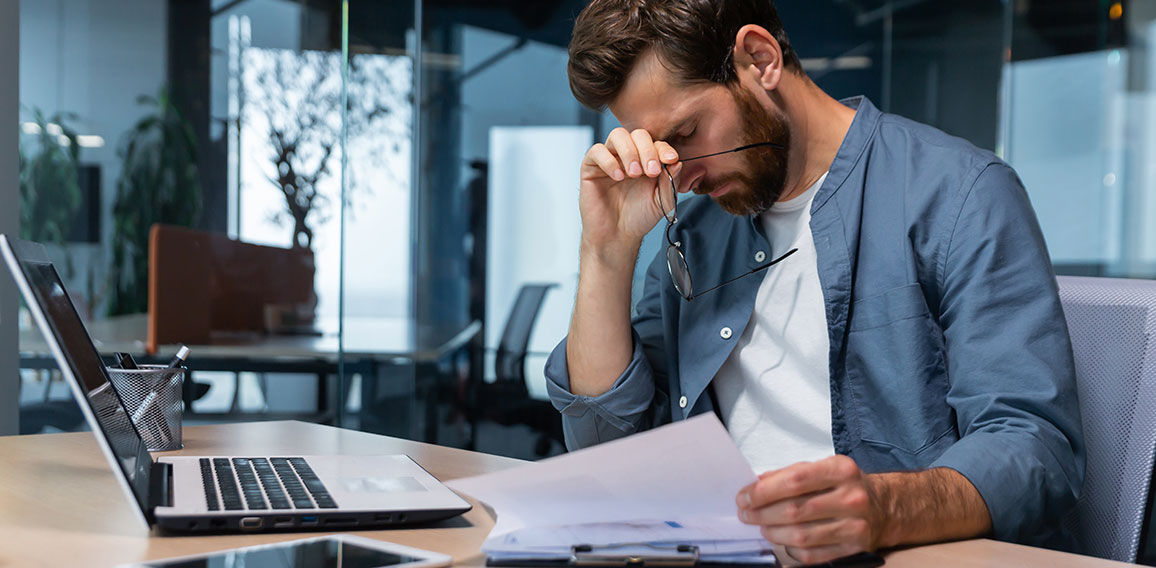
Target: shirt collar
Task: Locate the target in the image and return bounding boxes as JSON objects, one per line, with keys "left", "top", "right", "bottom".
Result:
{"left": 812, "top": 96, "right": 882, "bottom": 214}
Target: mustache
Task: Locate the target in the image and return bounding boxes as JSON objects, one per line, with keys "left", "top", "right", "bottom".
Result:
{"left": 693, "top": 172, "right": 747, "bottom": 195}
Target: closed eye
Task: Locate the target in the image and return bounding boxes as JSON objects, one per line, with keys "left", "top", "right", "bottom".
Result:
{"left": 669, "top": 127, "right": 696, "bottom": 148}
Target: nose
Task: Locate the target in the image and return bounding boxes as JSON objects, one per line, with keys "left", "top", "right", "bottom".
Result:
{"left": 675, "top": 166, "right": 704, "bottom": 193}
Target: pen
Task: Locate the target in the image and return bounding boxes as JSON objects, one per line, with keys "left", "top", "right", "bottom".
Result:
{"left": 167, "top": 345, "right": 190, "bottom": 369}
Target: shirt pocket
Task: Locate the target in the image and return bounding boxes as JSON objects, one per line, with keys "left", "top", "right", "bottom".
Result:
{"left": 845, "top": 283, "right": 955, "bottom": 456}
{"left": 848, "top": 283, "right": 931, "bottom": 332}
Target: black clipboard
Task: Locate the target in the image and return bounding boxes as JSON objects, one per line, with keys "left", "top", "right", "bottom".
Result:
{"left": 485, "top": 543, "right": 885, "bottom": 568}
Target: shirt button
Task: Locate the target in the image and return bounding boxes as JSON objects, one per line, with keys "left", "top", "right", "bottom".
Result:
{"left": 754, "top": 250, "right": 766, "bottom": 262}
{"left": 720, "top": 327, "right": 733, "bottom": 339}
{"left": 679, "top": 396, "right": 688, "bottom": 408}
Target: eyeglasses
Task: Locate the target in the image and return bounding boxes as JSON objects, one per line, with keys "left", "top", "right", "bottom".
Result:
{"left": 658, "top": 142, "right": 796, "bottom": 301}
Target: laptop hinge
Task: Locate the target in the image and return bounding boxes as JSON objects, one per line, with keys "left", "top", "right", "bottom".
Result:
{"left": 149, "top": 461, "right": 174, "bottom": 512}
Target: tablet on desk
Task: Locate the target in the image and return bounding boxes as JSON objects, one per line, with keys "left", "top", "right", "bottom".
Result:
{"left": 119, "top": 535, "right": 452, "bottom": 568}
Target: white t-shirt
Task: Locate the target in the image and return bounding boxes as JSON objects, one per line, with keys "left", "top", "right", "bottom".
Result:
{"left": 712, "top": 172, "right": 834, "bottom": 474}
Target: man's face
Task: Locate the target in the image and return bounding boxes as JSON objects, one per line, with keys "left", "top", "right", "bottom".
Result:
{"left": 610, "top": 52, "right": 791, "bottom": 216}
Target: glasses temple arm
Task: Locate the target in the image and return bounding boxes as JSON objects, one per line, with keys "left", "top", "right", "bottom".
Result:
{"left": 687, "top": 248, "right": 798, "bottom": 300}
{"left": 678, "top": 141, "right": 786, "bottom": 163}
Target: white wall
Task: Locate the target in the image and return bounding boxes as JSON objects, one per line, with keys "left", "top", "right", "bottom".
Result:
{"left": 487, "top": 127, "right": 589, "bottom": 399}
{"left": 1002, "top": 50, "right": 1127, "bottom": 266}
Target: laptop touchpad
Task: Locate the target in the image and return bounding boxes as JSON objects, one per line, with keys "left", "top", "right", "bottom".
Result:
{"left": 340, "top": 476, "right": 427, "bottom": 493}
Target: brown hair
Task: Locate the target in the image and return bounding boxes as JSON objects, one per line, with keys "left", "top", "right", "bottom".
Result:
{"left": 567, "top": 0, "right": 803, "bottom": 111}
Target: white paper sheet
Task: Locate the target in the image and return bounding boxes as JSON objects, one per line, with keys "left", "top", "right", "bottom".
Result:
{"left": 446, "top": 414, "right": 767, "bottom": 557}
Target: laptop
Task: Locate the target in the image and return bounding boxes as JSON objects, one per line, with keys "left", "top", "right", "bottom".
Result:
{"left": 1, "top": 234, "right": 472, "bottom": 533}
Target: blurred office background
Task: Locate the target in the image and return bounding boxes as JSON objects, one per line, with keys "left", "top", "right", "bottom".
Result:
{"left": 0, "top": 0, "right": 1149, "bottom": 459}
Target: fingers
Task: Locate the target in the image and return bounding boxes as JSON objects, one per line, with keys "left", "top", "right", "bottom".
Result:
{"left": 605, "top": 128, "right": 643, "bottom": 177}
{"left": 583, "top": 128, "right": 680, "bottom": 185}
{"left": 739, "top": 482, "right": 871, "bottom": 527}
{"left": 775, "top": 541, "right": 868, "bottom": 567}
{"left": 738, "top": 458, "right": 875, "bottom": 566}
{"left": 655, "top": 140, "right": 679, "bottom": 165}
{"left": 630, "top": 129, "right": 663, "bottom": 177}
{"left": 604, "top": 128, "right": 674, "bottom": 179}
{"left": 739, "top": 455, "right": 862, "bottom": 509}
{"left": 655, "top": 161, "right": 685, "bottom": 214}
{"left": 769, "top": 543, "right": 807, "bottom": 568}
{"left": 584, "top": 143, "right": 625, "bottom": 181}
{"left": 760, "top": 518, "right": 871, "bottom": 555}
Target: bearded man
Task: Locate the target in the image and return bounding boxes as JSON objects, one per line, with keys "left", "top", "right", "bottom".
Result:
{"left": 543, "top": 0, "right": 1085, "bottom": 563}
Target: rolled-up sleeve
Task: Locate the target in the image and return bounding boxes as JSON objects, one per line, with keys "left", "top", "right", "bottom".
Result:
{"left": 544, "top": 246, "right": 672, "bottom": 451}
{"left": 931, "top": 162, "right": 1085, "bottom": 547}
{"left": 544, "top": 332, "right": 657, "bottom": 449}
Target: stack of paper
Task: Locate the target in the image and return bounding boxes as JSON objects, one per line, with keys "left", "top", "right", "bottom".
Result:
{"left": 446, "top": 414, "right": 776, "bottom": 565}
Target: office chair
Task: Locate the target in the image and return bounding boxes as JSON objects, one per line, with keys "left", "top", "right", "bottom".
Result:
{"left": 19, "top": 400, "right": 85, "bottom": 434}
{"left": 1057, "top": 276, "right": 1156, "bottom": 563}
{"left": 465, "top": 283, "right": 564, "bottom": 457}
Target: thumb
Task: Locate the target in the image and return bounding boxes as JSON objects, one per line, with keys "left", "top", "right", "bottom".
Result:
{"left": 665, "top": 161, "right": 686, "bottom": 192}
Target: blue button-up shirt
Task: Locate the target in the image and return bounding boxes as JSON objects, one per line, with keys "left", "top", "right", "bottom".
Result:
{"left": 544, "top": 97, "right": 1084, "bottom": 549}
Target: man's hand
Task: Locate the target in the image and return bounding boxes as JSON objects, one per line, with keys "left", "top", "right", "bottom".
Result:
{"left": 578, "top": 127, "right": 682, "bottom": 254}
{"left": 736, "top": 456, "right": 880, "bottom": 565}
{"left": 736, "top": 456, "right": 993, "bottom": 565}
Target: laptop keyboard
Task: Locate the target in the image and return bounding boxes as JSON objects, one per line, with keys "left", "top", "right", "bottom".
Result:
{"left": 200, "top": 457, "right": 337, "bottom": 512}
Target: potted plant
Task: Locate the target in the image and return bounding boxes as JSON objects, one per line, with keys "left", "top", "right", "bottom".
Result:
{"left": 108, "top": 88, "right": 202, "bottom": 316}
{"left": 18, "top": 108, "right": 82, "bottom": 256}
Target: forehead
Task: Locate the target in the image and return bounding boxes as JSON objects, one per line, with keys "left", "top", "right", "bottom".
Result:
{"left": 609, "top": 52, "right": 717, "bottom": 139}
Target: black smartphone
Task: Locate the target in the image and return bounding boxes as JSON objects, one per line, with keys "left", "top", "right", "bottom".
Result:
{"left": 114, "top": 352, "right": 138, "bottom": 370}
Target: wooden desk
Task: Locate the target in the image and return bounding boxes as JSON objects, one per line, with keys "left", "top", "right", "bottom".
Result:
{"left": 0, "top": 422, "right": 1131, "bottom": 568}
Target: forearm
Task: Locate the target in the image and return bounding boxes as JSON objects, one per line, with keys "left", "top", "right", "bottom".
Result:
{"left": 868, "top": 468, "right": 992, "bottom": 549}
{"left": 565, "top": 239, "right": 640, "bottom": 397}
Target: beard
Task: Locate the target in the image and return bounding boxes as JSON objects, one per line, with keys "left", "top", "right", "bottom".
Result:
{"left": 696, "top": 86, "right": 791, "bottom": 216}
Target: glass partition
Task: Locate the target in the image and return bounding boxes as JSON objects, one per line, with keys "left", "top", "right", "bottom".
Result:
{"left": 391, "top": 1, "right": 598, "bottom": 457}
{"left": 336, "top": 0, "right": 417, "bottom": 437}
{"left": 15, "top": 0, "right": 372, "bottom": 434}
{"left": 19, "top": 0, "right": 183, "bottom": 434}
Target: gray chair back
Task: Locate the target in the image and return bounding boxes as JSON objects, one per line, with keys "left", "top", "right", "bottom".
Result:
{"left": 1058, "top": 275, "right": 1156, "bottom": 562}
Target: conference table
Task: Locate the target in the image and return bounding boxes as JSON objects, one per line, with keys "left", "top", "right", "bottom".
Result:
{"left": 19, "top": 314, "right": 481, "bottom": 363}
{"left": 18, "top": 314, "right": 481, "bottom": 440}
{"left": 0, "top": 421, "right": 1131, "bottom": 567}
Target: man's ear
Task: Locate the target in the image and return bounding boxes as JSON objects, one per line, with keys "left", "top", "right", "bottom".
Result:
{"left": 732, "top": 24, "right": 784, "bottom": 91}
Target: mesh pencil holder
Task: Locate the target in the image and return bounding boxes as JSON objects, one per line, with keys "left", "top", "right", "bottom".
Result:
{"left": 106, "top": 365, "right": 185, "bottom": 451}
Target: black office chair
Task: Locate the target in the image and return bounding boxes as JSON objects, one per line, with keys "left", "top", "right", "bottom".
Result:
{"left": 465, "top": 283, "right": 564, "bottom": 457}
{"left": 19, "top": 400, "right": 85, "bottom": 434}
{"left": 19, "top": 370, "right": 85, "bottom": 434}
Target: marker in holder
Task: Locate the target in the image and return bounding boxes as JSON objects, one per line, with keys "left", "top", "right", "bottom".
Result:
{"left": 106, "top": 364, "right": 186, "bottom": 451}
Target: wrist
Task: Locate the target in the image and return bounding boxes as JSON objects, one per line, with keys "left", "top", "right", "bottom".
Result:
{"left": 579, "top": 236, "right": 642, "bottom": 274}
{"left": 863, "top": 469, "right": 990, "bottom": 550}
{"left": 864, "top": 473, "right": 900, "bottom": 550}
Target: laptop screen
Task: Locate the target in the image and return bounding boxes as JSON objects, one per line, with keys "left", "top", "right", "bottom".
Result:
{"left": 9, "top": 244, "right": 153, "bottom": 518}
